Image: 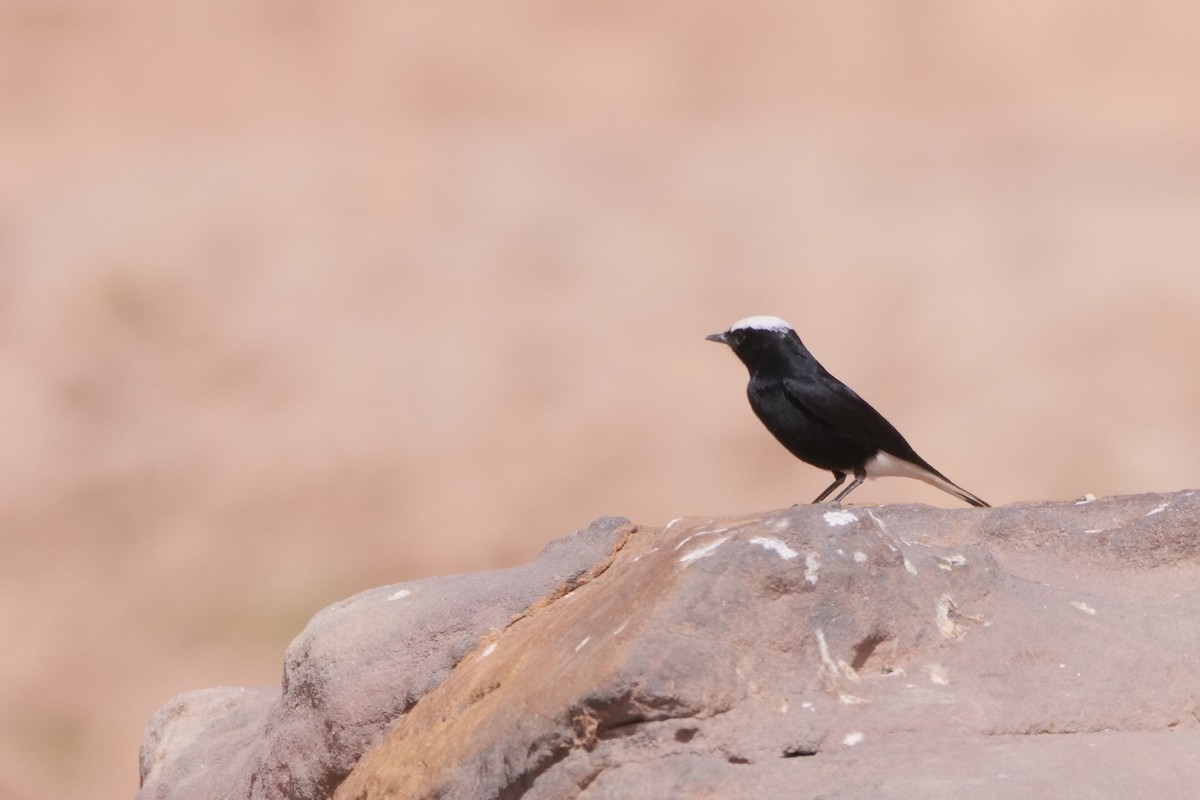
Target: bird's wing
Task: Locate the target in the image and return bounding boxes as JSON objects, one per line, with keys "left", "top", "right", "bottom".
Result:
{"left": 780, "top": 374, "right": 923, "bottom": 464}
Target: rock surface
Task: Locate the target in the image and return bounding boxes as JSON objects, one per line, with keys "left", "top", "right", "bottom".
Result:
{"left": 139, "top": 493, "right": 1200, "bottom": 800}
{"left": 136, "top": 516, "right": 631, "bottom": 800}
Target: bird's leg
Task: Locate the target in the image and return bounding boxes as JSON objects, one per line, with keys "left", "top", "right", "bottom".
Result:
{"left": 832, "top": 472, "right": 865, "bottom": 504}
{"left": 811, "top": 471, "right": 847, "bottom": 503}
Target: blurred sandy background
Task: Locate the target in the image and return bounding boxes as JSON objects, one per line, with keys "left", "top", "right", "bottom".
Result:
{"left": 2, "top": 1, "right": 1199, "bottom": 798}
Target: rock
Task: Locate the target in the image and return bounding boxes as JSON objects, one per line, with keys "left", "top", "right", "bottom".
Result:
{"left": 139, "top": 493, "right": 1200, "bottom": 800}
{"left": 138, "top": 687, "right": 279, "bottom": 800}
{"left": 332, "top": 491, "right": 1200, "bottom": 800}
{"left": 136, "top": 516, "right": 632, "bottom": 800}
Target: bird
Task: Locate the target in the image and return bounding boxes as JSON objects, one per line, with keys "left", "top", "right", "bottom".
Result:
{"left": 706, "top": 315, "right": 989, "bottom": 508}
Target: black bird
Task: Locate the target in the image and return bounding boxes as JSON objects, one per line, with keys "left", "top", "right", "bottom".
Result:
{"left": 706, "top": 315, "right": 989, "bottom": 507}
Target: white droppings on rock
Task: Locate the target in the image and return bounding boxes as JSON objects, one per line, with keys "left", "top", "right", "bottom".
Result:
{"left": 749, "top": 536, "right": 799, "bottom": 560}
{"left": 1070, "top": 601, "right": 1097, "bottom": 615}
{"left": 926, "top": 663, "right": 949, "bottom": 685}
{"left": 574, "top": 637, "right": 590, "bottom": 652}
{"left": 612, "top": 621, "right": 628, "bottom": 636}
{"left": 673, "top": 528, "right": 728, "bottom": 551}
{"left": 772, "top": 517, "right": 791, "bottom": 532}
{"left": 865, "top": 509, "right": 901, "bottom": 551}
{"left": 903, "top": 558, "right": 918, "bottom": 576}
{"left": 801, "top": 702, "right": 814, "bottom": 711}
{"left": 805, "top": 553, "right": 821, "bottom": 584}
{"left": 938, "top": 554, "right": 967, "bottom": 570}
{"left": 843, "top": 732, "right": 864, "bottom": 746}
{"left": 1146, "top": 503, "right": 1169, "bottom": 516}
{"left": 816, "top": 628, "right": 860, "bottom": 690}
{"left": 479, "top": 642, "right": 497, "bottom": 659}
{"left": 815, "top": 628, "right": 834, "bottom": 667}
{"left": 1084, "top": 529, "right": 1104, "bottom": 534}
{"left": 387, "top": 589, "right": 411, "bottom": 601}
{"left": 936, "top": 594, "right": 967, "bottom": 639}
{"left": 853, "top": 551, "right": 868, "bottom": 563}
{"left": 632, "top": 547, "right": 659, "bottom": 563}
{"left": 678, "top": 536, "right": 731, "bottom": 564}
{"left": 824, "top": 509, "right": 857, "bottom": 527}
{"left": 839, "top": 693, "right": 869, "bottom": 705}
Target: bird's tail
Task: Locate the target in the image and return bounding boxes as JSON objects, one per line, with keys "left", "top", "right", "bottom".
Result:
{"left": 915, "top": 469, "right": 990, "bottom": 508}
{"left": 866, "top": 451, "right": 991, "bottom": 508}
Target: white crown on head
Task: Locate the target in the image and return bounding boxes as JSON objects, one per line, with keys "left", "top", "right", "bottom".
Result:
{"left": 728, "top": 315, "right": 794, "bottom": 333}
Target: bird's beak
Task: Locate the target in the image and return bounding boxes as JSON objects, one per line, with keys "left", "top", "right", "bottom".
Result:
{"left": 705, "top": 331, "right": 730, "bottom": 345}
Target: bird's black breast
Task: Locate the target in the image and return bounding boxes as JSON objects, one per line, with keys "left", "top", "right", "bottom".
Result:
{"left": 746, "top": 378, "right": 880, "bottom": 471}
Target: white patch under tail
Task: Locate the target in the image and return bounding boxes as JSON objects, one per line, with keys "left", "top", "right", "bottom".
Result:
{"left": 864, "top": 452, "right": 988, "bottom": 507}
